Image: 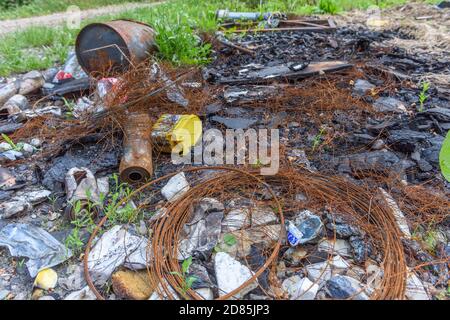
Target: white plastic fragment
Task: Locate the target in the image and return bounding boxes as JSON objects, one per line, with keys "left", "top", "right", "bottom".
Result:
{"left": 0, "top": 223, "right": 72, "bottom": 277}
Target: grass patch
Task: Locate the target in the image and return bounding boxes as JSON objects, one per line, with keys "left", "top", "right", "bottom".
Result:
{"left": 0, "top": 0, "right": 439, "bottom": 77}
{"left": 0, "top": 0, "right": 148, "bottom": 20}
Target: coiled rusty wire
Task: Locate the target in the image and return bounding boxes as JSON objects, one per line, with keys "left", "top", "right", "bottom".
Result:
{"left": 83, "top": 166, "right": 409, "bottom": 300}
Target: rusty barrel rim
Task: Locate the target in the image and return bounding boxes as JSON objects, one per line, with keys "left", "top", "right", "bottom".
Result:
{"left": 75, "top": 20, "right": 155, "bottom": 77}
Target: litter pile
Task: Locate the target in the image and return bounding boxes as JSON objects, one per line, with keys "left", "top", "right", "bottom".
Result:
{"left": 0, "top": 2, "right": 449, "bottom": 301}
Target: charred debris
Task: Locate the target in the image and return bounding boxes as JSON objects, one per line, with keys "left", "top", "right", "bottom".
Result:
{"left": 0, "top": 4, "right": 449, "bottom": 301}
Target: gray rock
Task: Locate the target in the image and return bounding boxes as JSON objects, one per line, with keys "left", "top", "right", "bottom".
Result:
{"left": 1, "top": 94, "right": 29, "bottom": 115}
{"left": 353, "top": 79, "right": 375, "bottom": 96}
{"left": 21, "top": 143, "right": 34, "bottom": 155}
{"left": 210, "top": 116, "right": 258, "bottom": 129}
{"left": 19, "top": 71, "right": 45, "bottom": 95}
{"left": 387, "top": 130, "right": 430, "bottom": 153}
{"left": 349, "top": 236, "right": 373, "bottom": 264}
{"left": 0, "top": 82, "right": 19, "bottom": 106}
{"left": 282, "top": 275, "right": 319, "bottom": 300}
{"left": 421, "top": 107, "right": 450, "bottom": 122}
{"left": 371, "top": 139, "right": 385, "bottom": 150}
{"left": 373, "top": 97, "right": 407, "bottom": 113}
{"left": 325, "top": 275, "right": 369, "bottom": 300}
{"left": 339, "top": 150, "right": 412, "bottom": 174}
{"left": 287, "top": 210, "right": 323, "bottom": 245}
{"left": 0, "top": 199, "right": 30, "bottom": 219}
{"left": 30, "top": 138, "right": 42, "bottom": 148}
{"left": 0, "top": 142, "right": 12, "bottom": 152}
{"left": 1, "top": 150, "right": 23, "bottom": 161}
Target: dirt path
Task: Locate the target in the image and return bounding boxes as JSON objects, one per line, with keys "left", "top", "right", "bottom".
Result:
{"left": 0, "top": 1, "right": 164, "bottom": 36}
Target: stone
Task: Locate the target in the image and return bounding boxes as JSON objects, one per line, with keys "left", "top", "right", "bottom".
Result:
{"left": 0, "top": 142, "right": 12, "bottom": 152}
{"left": 21, "top": 143, "right": 34, "bottom": 155}
{"left": 349, "top": 236, "right": 373, "bottom": 264}
{"left": 330, "top": 255, "right": 350, "bottom": 269}
{"left": 1, "top": 94, "right": 28, "bottom": 115}
{"left": 353, "top": 79, "right": 375, "bottom": 96}
{"left": 30, "top": 138, "right": 42, "bottom": 148}
{"left": 283, "top": 247, "right": 308, "bottom": 266}
{"left": 282, "top": 275, "right": 319, "bottom": 300}
{"left": 1, "top": 150, "right": 23, "bottom": 161}
{"left": 371, "top": 139, "right": 385, "bottom": 150}
{"left": 306, "top": 262, "right": 333, "bottom": 287}
{"left": 210, "top": 116, "right": 258, "bottom": 129}
{"left": 161, "top": 172, "right": 190, "bottom": 202}
{"left": 21, "top": 189, "right": 51, "bottom": 205}
{"left": 64, "top": 286, "right": 97, "bottom": 300}
{"left": 387, "top": 130, "right": 430, "bottom": 153}
{"left": 111, "top": 270, "right": 153, "bottom": 300}
{"left": 373, "top": 97, "right": 407, "bottom": 113}
{"left": 287, "top": 210, "right": 323, "bottom": 245}
{"left": 339, "top": 150, "right": 410, "bottom": 174}
{"left": 34, "top": 268, "right": 58, "bottom": 290}
{"left": 19, "top": 71, "right": 45, "bottom": 95}
{"left": 405, "top": 272, "right": 430, "bottom": 300}
{"left": 195, "top": 288, "right": 214, "bottom": 300}
{"left": 0, "top": 82, "right": 19, "bottom": 106}
{"left": 325, "top": 275, "right": 369, "bottom": 300}
{"left": 38, "top": 296, "right": 55, "bottom": 300}
{"left": 287, "top": 149, "right": 312, "bottom": 170}
{"left": 0, "top": 199, "right": 30, "bottom": 219}
{"left": 214, "top": 252, "right": 257, "bottom": 299}
{"left": 318, "top": 239, "right": 352, "bottom": 257}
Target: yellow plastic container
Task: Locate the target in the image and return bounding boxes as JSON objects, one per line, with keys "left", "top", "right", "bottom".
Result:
{"left": 151, "top": 114, "right": 202, "bottom": 156}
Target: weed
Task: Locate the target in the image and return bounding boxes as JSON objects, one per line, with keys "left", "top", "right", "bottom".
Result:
{"left": 418, "top": 81, "right": 430, "bottom": 112}
{"left": 223, "top": 234, "right": 237, "bottom": 246}
{"left": 170, "top": 256, "right": 197, "bottom": 296}
{"left": 1, "top": 133, "right": 19, "bottom": 150}
{"left": 312, "top": 127, "right": 326, "bottom": 152}
{"left": 318, "top": 0, "right": 340, "bottom": 14}
{"left": 65, "top": 228, "right": 85, "bottom": 255}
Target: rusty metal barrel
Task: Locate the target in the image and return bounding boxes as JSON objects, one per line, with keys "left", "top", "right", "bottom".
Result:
{"left": 119, "top": 110, "right": 153, "bottom": 185}
{"left": 75, "top": 20, "right": 157, "bottom": 77}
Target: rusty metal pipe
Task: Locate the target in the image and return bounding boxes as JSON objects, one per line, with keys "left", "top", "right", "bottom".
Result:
{"left": 119, "top": 110, "right": 153, "bottom": 184}
{"left": 75, "top": 20, "right": 157, "bottom": 77}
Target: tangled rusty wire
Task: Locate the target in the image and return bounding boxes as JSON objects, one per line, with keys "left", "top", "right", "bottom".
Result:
{"left": 83, "top": 166, "right": 412, "bottom": 300}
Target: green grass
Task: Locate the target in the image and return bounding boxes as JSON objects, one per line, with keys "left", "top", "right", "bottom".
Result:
{"left": 0, "top": 0, "right": 148, "bottom": 20}
{"left": 0, "top": 0, "right": 440, "bottom": 77}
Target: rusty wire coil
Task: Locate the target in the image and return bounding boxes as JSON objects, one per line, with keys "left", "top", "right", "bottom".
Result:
{"left": 84, "top": 166, "right": 409, "bottom": 300}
